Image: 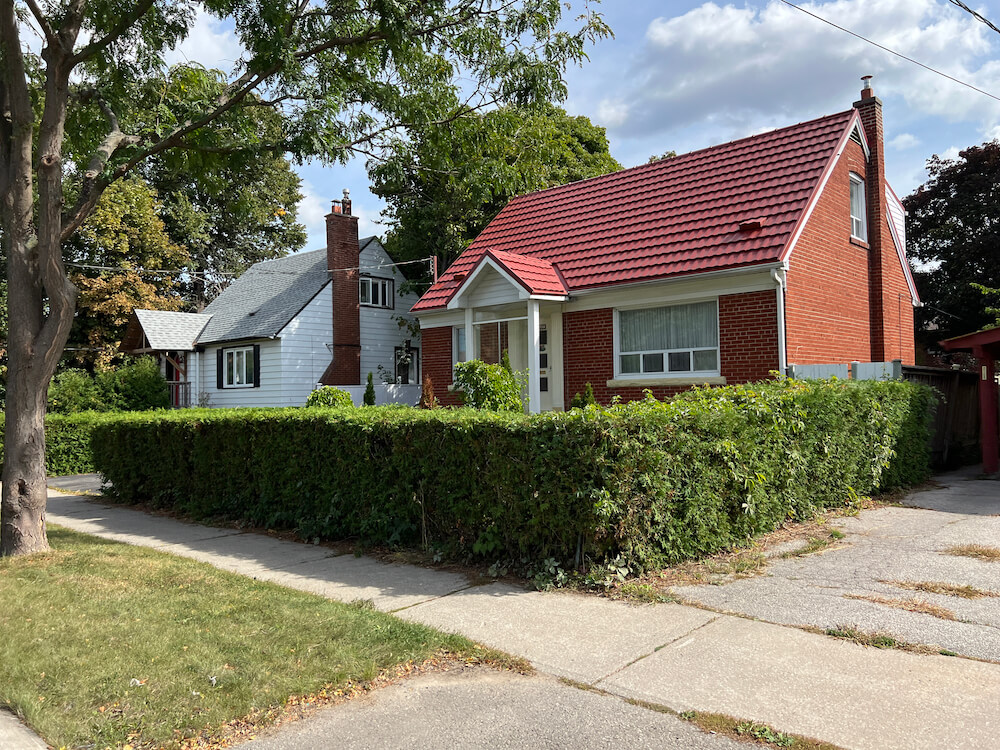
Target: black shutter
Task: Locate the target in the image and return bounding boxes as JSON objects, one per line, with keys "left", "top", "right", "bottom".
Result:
{"left": 252, "top": 344, "right": 261, "bottom": 387}
{"left": 216, "top": 348, "right": 224, "bottom": 389}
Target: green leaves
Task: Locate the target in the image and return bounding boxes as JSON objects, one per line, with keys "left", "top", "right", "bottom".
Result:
{"left": 905, "top": 141, "right": 1000, "bottom": 343}
{"left": 452, "top": 359, "right": 525, "bottom": 412}
{"left": 85, "top": 378, "right": 933, "bottom": 574}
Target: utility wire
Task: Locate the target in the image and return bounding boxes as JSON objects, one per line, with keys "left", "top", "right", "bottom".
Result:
{"left": 778, "top": 0, "right": 1000, "bottom": 104}
{"left": 948, "top": 0, "right": 1000, "bottom": 36}
{"left": 65, "top": 256, "right": 435, "bottom": 277}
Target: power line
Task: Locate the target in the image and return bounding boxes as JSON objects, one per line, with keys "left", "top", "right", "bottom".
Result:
{"left": 948, "top": 0, "right": 1000, "bottom": 36}
{"left": 778, "top": 0, "right": 1000, "bottom": 104}
{"left": 65, "top": 256, "right": 435, "bottom": 278}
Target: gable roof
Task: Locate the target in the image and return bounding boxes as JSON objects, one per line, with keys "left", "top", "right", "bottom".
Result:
{"left": 122, "top": 309, "right": 212, "bottom": 352}
{"left": 197, "top": 248, "right": 332, "bottom": 345}
{"left": 412, "top": 110, "right": 861, "bottom": 313}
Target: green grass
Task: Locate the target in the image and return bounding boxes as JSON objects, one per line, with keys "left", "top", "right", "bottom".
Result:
{"left": 0, "top": 527, "right": 477, "bottom": 749}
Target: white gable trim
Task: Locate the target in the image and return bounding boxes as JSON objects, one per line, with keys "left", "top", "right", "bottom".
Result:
{"left": 447, "top": 255, "right": 529, "bottom": 309}
{"left": 781, "top": 111, "right": 867, "bottom": 264}
{"left": 885, "top": 186, "right": 921, "bottom": 307}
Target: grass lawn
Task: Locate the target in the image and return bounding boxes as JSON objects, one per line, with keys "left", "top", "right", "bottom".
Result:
{"left": 0, "top": 526, "right": 477, "bottom": 749}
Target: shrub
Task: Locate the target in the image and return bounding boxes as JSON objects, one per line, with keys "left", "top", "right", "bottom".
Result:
{"left": 363, "top": 372, "right": 376, "bottom": 406}
{"left": 91, "top": 378, "right": 933, "bottom": 571}
{"left": 48, "top": 370, "right": 106, "bottom": 413}
{"left": 305, "top": 386, "right": 354, "bottom": 408}
{"left": 570, "top": 383, "right": 597, "bottom": 409}
{"left": 419, "top": 374, "right": 438, "bottom": 409}
{"left": 48, "top": 357, "right": 169, "bottom": 414}
{"left": 452, "top": 359, "right": 524, "bottom": 412}
{"left": 99, "top": 357, "right": 170, "bottom": 411}
{"left": 0, "top": 412, "right": 109, "bottom": 475}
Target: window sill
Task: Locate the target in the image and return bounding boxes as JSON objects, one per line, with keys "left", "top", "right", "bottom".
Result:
{"left": 607, "top": 376, "right": 727, "bottom": 388}
{"left": 849, "top": 236, "right": 870, "bottom": 249}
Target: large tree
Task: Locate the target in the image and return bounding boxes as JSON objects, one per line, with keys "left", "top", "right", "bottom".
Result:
{"left": 904, "top": 141, "right": 1000, "bottom": 346}
{"left": 371, "top": 103, "right": 621, "bottom": 272}
{"left": 0, "top": 0, "right": 609, "bottom": 556}
{"left": 65, "top": 178, "right": 189, "bottom": 368}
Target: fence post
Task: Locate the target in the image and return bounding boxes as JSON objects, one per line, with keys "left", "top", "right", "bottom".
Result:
{"left": 850, "top": 361, "right": 860, "bottom": 380}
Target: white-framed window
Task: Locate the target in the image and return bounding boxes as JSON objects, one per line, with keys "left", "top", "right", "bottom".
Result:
{"left": 359, "top": 276, "right": 393, "bottom": 309}
{"left": 222, "top": 346, "right": 256, "bottom": 388}
{"left": 615, "top": 300, "right": 719, "bottom": 377}
{"left": 452, "top": 327, "right": 466, "bottom": 371}
{"left": 849, "top": 173, "right": 867, "bottom": 242}
{"left": 394, "top": 346, "right": 419, "bottom": 384}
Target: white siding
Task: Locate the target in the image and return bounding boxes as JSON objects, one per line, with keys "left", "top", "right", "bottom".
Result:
{"left": 278, "top": 283, "right": 334, "bottom": 406}
{"left": 358, "top": 240, "right": 422, "bottom": 384}
{"left": 466, "top": 267, "right": 522, "bottom": 308}
{"left": 197, "top": 339, "right": 283, "bottom": 408}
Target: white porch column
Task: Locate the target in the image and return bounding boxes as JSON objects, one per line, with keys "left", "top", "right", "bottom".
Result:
{"left": 464, "top": 306, "right": 474, "bottom": 362}
{"left": 527, "top": 299, "right": 541, "bottom": 413}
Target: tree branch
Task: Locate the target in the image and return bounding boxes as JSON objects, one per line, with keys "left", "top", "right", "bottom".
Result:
{"left": 71, "top": 0, "right": 157, "bottom": 65}
{"left": 22, "top": 0, "right": 61, "bottom": 51}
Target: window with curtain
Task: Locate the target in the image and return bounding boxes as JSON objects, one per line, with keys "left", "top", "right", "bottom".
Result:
{"left": 617, "top": 300, "right": 719, "bottom": 376}
{"left": 849, "top": 173, "right": 867, "bottom": 241}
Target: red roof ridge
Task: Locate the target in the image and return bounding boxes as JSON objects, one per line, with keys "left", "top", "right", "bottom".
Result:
{"left": 502, "top": 109, "right": 855, "bottom": 207}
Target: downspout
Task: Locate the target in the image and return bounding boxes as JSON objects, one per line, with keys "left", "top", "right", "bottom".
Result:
{"left": 772, "top": 266, "right": 788, "bottom": 376}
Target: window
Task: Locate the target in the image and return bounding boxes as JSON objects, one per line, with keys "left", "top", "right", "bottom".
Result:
{"left": 220, "top": 346, "right": 257, "bottom": 388}
{"left": 394, "top": 346, "right": 419, "bottom": 385}
{"left": 453, "top": 327, "right": 466, "bottom": 366}
{"left": 850, "top": 173, "right": 867, "bottom": 242}
{"left": 359, "top": 277, "right": 393, "bottom": 308}
{"left": 616, "top": 300, "right": 719, "bottom": 377}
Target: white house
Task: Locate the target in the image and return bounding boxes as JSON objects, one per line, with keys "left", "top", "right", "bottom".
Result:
{"left": 121, "top": 193, "right": 422, "bottom": 407}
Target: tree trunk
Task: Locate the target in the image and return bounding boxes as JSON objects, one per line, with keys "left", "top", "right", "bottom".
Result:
{"left": 1, "top": 368, "right": 51, "bottom": 555}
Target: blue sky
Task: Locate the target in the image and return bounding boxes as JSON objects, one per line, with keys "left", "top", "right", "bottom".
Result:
{"left": 169, "top": 0, "right": 1000, "bottom": 250}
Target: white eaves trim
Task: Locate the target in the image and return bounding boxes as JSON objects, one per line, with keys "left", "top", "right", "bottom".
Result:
{"left": 446, "top": 255, "right": 568, "bottom": 309}
{"left": 781, "top": 111, "right": 865, "bottom": 264}
{"left": 885, "top": 185, "right": 921, "bottom": 307}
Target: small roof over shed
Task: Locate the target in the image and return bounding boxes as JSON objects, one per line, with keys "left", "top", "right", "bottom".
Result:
{"left": 121, "top": 309, "right": 212, "bottom": 353}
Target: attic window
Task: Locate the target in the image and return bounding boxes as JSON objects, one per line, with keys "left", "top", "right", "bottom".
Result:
{"left": 849, "top": 173, "right": 868, "bottom": 242}
{"left": 738, "top": 218, "right": 766, "bottom": 232}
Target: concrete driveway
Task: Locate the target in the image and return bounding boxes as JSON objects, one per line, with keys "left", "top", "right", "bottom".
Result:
{"left": 674, "top": 466, "right": 1000, "bottom": 662}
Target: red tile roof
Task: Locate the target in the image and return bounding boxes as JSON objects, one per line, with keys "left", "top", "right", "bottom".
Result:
{"left": 480, "top": 249, "right": 568, "bottom": 297}
{"left": 412, "top": 109, "right": 859, "bottom": 313}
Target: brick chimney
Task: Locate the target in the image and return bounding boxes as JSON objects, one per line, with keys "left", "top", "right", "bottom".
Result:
{"left": 320, "top": 189, "right": 361, "bottom": 385}
{"left": 854, "top": 75, "right": 892, "bottom": 362}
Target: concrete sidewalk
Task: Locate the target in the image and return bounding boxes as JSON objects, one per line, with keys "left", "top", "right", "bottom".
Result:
{"left": 30, "top": 477, "right": 1000, "bottom": 750}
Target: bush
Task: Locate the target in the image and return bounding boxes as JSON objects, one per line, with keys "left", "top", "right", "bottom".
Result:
{"left": 363, "top": 372, "right": 376, "bottom": 406}
{"left": 0, "top": 412, "right": 109, "bottom": 475}
{"left": 570, "top": 383, "right": 597, "bottom": 409}
{"left": 91, "top": 378, "right": 933, "bottom": 571}
{"left": 452, "top": 359, "right": 524, "bottom": 411}
{"left": 305, "top": 386, "right": 354, "bottom": 408}
{"left": 48, "top": 357, "right": 169, "bottom": 414}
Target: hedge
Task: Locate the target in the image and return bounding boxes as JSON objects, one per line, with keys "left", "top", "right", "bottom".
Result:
{"left": 0, "top": 412, "right": 111, "bottom": 476}
{"left": 89, "top": 378, "right": 934, "bottom": 570}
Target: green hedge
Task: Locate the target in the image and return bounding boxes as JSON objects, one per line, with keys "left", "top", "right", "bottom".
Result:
{"left": 0, "top": 412, "right": 111, "bottom": 476}
{"left": 89, "top": 379, "right": 933, "bottom": 570}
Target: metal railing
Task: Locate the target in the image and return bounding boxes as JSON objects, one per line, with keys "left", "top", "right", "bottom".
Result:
{"left": 167, "top": 381, "right": 191, "bottom": 408}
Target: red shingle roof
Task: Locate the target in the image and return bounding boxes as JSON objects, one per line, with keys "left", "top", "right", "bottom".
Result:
{"left": 481, "top": 249, "right": 568, "bottom": 297}
{"left": 412, "top": 109, "right": 859, "bottom": 313}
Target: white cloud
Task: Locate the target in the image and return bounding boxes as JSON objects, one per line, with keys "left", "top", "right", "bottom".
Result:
{"left": 163, "top": 10, "right": 244, "bottom": 70}
{"left": 298, "top": 181, "right": 384, "bottom": 252}
{"left": 888, "top": 133, "right": 921, "bottom": 149}
{"left": 597, "top": 99, "right": 630, "bottom": 128}
{"left": 985, "top": 124, "right": 1000, "bottom": 141}
{"left": 610, "top": 0, "right": 1000, "bottom": 141}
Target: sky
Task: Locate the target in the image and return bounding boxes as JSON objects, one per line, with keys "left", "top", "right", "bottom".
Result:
{"left": 167, "top": 0, "right": 1000, "bottom": 251}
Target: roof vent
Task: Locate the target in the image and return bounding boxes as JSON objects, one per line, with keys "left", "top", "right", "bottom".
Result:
{"left": 738, "top": 218, "right": 767, "bottom": 232}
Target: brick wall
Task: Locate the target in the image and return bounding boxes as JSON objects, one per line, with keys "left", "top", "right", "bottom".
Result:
{"left": 719, "top": 291, "right": 780, "bottom": 382}
{"left": 421, "top": 326, "right": 462, "bottom": 406}
{"left": 785, "top": 138, "right": 873, "bottom": 365}
{"left": 784, "top": 106, "right": 916, "bottom": 367}
{"left": 562, "top": 291, "right": 779, "bottom": 407}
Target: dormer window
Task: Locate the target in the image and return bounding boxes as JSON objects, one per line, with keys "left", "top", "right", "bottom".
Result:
{"left": 849, "top": 173, "right": 867, "bottom": 242}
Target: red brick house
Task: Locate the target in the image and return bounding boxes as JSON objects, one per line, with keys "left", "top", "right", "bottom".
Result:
{"left": 411, "top": 80, "right": 919, "bottom": 411}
